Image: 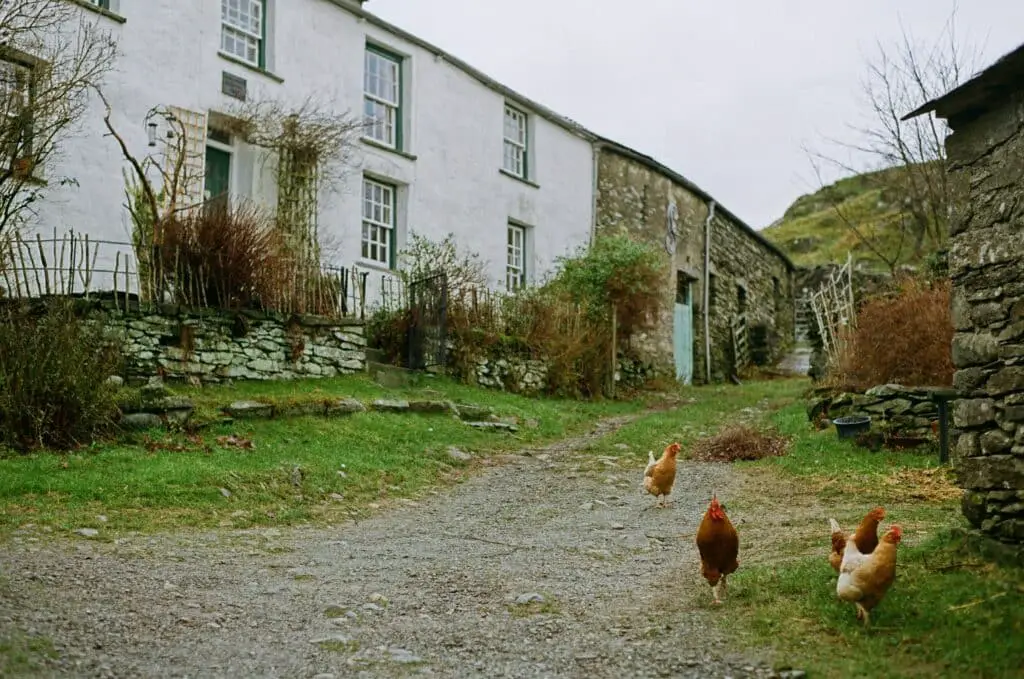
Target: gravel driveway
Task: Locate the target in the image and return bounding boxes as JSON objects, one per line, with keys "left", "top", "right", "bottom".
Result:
{"left": 1, "top": 414, "right": 789, "bottom": 679}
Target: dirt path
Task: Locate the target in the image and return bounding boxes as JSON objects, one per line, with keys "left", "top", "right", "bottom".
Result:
{"left": 1, "top": 414, "right": 788, "bottom": 679}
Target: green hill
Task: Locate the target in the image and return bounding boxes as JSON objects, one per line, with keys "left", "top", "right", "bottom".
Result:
{"left": 761, "top": 167, "right": 944, "bottom": 271}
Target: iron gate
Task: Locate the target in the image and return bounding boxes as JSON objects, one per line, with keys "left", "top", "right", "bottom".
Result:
{"left": 406, "top": 271, "right": 449, "bottom": 370}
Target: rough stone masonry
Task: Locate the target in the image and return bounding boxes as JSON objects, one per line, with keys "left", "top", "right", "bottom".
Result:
{"left": 595, "top": 144, "right": 796, "bottom": 382}
{"left": 937, "top": 67, "right": 1024, "bottom": 544}
{"left": 104, "top": 303, "right": 366, "bottom": 384}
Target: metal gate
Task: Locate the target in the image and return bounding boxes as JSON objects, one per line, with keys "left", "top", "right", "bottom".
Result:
{"left": 406, "top": 271, "right": 449, "bottom": 370}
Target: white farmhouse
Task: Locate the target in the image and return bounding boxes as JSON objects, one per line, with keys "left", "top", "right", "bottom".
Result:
{"left": 26, "top": 0, "right": 597, "bottom": 303}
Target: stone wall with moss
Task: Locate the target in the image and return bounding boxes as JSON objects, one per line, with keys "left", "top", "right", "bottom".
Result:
{"left": 946, "top": 89, "right": 1024, "bottom": 545}
{"left": 86, "top": 301, "right": 365, "bottom": 384}
{"left": 595, "top": 147, "right": 796, "bottom": 382}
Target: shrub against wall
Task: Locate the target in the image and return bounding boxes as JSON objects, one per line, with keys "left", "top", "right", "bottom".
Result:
{"left": 367, "top": 234, "right": 665, "bottom": 398}
{"left": 139, "top": 201, "right": 346, "bottom": 316}
{"left": 832, "top": 275, "right": 954, "bottom": 390}
{"left": 0, "top": 301, "right": 122, "bottom": 451}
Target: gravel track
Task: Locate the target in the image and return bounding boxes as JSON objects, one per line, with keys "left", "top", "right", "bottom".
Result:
{"left": 1, "top": 413, "right": 787, "bottom": 679}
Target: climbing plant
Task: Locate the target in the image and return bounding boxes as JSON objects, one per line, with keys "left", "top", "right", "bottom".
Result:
{"left": 225, "top": 97, "right": 365, "bottom": 265}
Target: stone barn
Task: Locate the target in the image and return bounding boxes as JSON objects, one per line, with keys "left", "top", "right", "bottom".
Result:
{"left": 905, "top": 42, "right": 1024, "bottom": 546}
{"left": 594, "top": 139, "right": 796, "bottom": 384}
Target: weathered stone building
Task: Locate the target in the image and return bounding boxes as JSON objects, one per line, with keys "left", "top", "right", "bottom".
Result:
{"left": 905, "top": 43, "right": 1024, "bottom": 545}
{"left": 594, "top": 140, "right": 796, "bottom": 384}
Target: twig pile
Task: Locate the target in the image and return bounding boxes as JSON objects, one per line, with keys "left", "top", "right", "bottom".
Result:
{"left": 690, "top": 425, "right": 790, "bottom": 462}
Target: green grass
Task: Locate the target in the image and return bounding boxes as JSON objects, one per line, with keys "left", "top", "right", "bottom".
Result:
{"left": 586, "top": 378, "right": 809, "bottom": 457}
{"left": 0, "top": 632, "right": 57, "bottom": 676}
{"left": 712, "top": 386, "right": 1024, "bottom": 678}
{"left": 0, "top": 374, "right": 646, "bottom": 536}
{"left": 179, "top": 372, "right": 641, "bottom": 421}
{"left": 729, "top": 531, "right": 1024, "bottom": 679}
{"left": 761, "top": 166, "right": 943, "bottom": 270}
{"left": 765, "top": 401, "right": 940, "bottom": 479}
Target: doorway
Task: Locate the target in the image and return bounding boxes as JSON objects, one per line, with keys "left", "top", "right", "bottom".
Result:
{"left": 204, "top": 145, "right": 231, "bottom": 213}
{"left": 673, "top": 271, "right": 694, "bottom": 385}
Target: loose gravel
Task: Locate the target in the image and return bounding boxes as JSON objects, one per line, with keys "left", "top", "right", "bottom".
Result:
{"left": 1, "top": 414, "right": 795, "bottom": 678}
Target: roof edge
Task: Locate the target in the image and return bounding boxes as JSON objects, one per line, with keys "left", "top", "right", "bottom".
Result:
{"left": 326, "top": 1, "right": 794, "bottom": 273}
{"left": 903, "top": 41, "right": 1024, "bottom": 121}
{"left": 325, "top": 0, "right": 597, "bottom": 141}
{"left": 594, "top": 138, "right": 796, "bottom": 271}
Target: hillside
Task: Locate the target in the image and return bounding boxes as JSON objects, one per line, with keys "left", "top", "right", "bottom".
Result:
{"left": 761, "top": 167, "right": 944, "bottom": 271}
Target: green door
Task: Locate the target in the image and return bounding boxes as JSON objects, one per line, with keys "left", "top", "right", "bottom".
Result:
{"left": 204, "top": 146, "right": 231, "bottom": 211}
{"left": 673, "top": 273, "right": 694, "bottom": 384}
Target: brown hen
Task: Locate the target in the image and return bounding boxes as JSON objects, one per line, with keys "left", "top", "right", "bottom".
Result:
{"left": 642, "top": 442, "right": 680, "bottom": 507}
{"left": 828, "top": 506, "right": 886, "bottom": 572}
{"left": 695, "top": 493, "right": 739, "bottom": 604}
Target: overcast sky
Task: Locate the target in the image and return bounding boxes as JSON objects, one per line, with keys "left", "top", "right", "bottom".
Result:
{"left": 367, "top": 0, "right": 1024, "bottom": 229}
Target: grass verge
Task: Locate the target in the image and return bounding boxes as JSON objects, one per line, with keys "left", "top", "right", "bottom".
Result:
{"left": 0, "top": 374, "right": 645, "bottom": 537}
{"left": 584, "top": 378, "right": 809, "bottom": 458}
{"left": 720, "top": 394, "right": 1024, "bottom": 678}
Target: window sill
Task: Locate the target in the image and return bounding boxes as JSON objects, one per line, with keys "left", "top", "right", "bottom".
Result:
{"left": 356, "top": 259, "right": 397, "bottom": 275}
{"left": 360, "top": 137, "right": 417, "bottom": 161}
{"left": 217, "top": 51, "right": 284, "bottom": 84}
{"left": 499, "top": 168, "right": 540, "bottom": 189}
{"left": 68, "top": 0, "right": 126, "bottom": 23}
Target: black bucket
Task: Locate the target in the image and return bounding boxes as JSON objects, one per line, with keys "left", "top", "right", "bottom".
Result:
{"left": 833, "top": 414, "right": 871, "bottom": 439}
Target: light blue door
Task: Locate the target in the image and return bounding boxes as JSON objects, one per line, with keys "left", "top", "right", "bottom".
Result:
{"left": 674, "top": 276, "right": 694, "bottom": 384}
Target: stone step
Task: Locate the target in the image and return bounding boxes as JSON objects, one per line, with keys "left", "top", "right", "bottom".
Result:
{"left": 367, "top": 361, "right": 426, "bottom": 388}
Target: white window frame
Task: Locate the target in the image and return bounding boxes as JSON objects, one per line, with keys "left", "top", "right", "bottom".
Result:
{"left": 362, "top": 176, "right": 396, "bottom": 268}
{"left": 363, "top": 46, "right": 402, "bottom": 149}
{"left": 506, "top": 223, "right": 527, "bottom": 292}
{"left": 220, "top": 0, "right": 265, "bottom": 68}
{"left": 503, "top": 105, "right": 528, "bottom": 179}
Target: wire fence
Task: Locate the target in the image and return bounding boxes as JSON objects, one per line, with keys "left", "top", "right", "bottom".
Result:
{"left": 0, "top": 229, "right": 381, "bottom": 319}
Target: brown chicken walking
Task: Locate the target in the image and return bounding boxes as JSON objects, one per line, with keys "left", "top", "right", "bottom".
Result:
{"left": 836, "top": 523, "right": 903, "bottom": 627}
{"left": 828, "top": 506, "right": 885, "bottom": 572}
{"left": 642, "top": 442, "right": 680, "bottom": 507}
{"left": 696, "top": 493, "right": 739, "bottom": 604}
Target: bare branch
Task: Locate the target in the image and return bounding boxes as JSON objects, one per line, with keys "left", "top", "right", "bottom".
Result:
{"left": 0, "top": 0, "right": 118, "bottom": 240}
{"left": 805, "top": 5, "right": 974, "bottom": 269}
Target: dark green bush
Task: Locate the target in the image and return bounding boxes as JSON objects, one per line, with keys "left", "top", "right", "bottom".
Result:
{"left": 366, "top": 307, "right": 412, "bottom": 366}
{"left": 549, "top": 234, "right": 664, "bottom": 335}
{"left": 0, "top": 301, "right": 123, "bottom": 451}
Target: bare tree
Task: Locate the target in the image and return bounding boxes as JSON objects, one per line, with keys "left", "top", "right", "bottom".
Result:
{"left": 0, "top": 0, "right": 117, "bottom": 239}
{"left": 805, "top": 5, "right": 978, "bottom": 270}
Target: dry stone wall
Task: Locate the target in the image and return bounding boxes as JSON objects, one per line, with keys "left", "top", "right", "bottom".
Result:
{"left": 111, "top": 308, "right": 365, "bottom": 383}
{"left": 946, "top": 89, "right": 1024, "bottom": 545}
{"left": 811, "top": 384, "right": 942, "bottom": 439}
{"left": 49, "top": 300, "right": 368, "bottom": 384}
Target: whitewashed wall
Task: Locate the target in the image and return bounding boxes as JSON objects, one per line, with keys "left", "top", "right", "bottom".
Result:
{"left": 24, "top": 0, "right": 595, "bottom": 309}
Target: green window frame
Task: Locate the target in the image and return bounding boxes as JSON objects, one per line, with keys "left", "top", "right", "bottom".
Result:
{"left": 220, "top": 0, "right": 267, "bottom": 69}
{"left": 363, "top": 44, "right": 404, "bottom": 150}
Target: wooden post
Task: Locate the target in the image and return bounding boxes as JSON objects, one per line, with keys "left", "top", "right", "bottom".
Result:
{"left": 610, "top": 303, "right": 618, "bottom": 399}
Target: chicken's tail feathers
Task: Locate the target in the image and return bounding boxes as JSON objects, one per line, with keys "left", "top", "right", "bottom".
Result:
{"left": 647, "top": 450, "right": 656, "bottom": 464}
{"left": 829, "top": 517, "right": 842, "bottom": 534}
